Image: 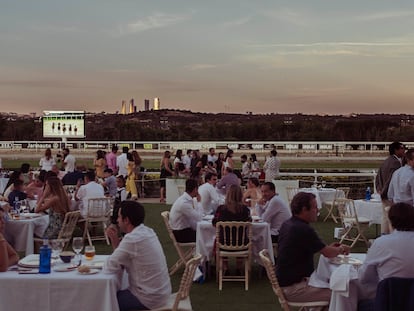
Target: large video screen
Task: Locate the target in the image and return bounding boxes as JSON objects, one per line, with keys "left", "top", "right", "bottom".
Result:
{"left": 42, "top": 111, "right": 85, "bottom": 138}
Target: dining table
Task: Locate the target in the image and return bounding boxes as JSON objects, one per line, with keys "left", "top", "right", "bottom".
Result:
{"left": 299, "top": 187, "right": 338, "bottom": 210}
{"left": 353, "top": 199, "right": 383, "bottom": 226}
{"left": 0, "top": 177, "right": 9, "bottom": 194}
{"left": 196, "top": 217, "right": 275, "bottom": 265}
{"left": 0, "top": 255, "right": 123, "bottom": 311}
{"left": 309, "top": 253, "right": 371, "bottom": 311}
{"left": 4, "top": 213, "right": 49, "bottom": 255}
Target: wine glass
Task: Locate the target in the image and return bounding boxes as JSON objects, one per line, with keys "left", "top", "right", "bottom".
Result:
{"left": 72, "top": 237, "right": 84, "bottom": 265}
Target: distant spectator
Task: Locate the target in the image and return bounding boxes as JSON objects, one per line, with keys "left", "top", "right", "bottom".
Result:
{"left": 375, "top": 141, "right": 405, "bottom": 200}
{"left": 106, "top": 145, "right": 118, "bottom": 173}
{"left": 116, "top": 146, "right": 129, "bottom": 178}
{"left": 263, "top": 149, "right": 281, "bottom": 182}
{"left": 62, "top": 148, "right": 76, "bottom": 173}
{"left": 39, "top": 148, "right": 56, "bottom": 171}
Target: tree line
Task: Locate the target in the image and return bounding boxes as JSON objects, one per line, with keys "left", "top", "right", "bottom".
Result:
{"left": 1, "top": 110, "right": 413, "bottom": 141}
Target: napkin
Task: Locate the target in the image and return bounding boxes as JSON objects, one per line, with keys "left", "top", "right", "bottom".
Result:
{"left": 329, "top": 264, "right": 359, "bottom": 297}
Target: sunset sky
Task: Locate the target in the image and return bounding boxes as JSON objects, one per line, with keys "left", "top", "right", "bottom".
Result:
{"left": 1, "top": 1, "right": 414, "bottom": 115}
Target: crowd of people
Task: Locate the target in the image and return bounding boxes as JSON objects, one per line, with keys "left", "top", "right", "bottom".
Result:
{"left": 2, "top": 142, "right": 414, "bottom": 311}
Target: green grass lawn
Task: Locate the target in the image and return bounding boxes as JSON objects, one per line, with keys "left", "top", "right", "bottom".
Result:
{"left": 91, "top": 202, "right": 373, "bottom": 311}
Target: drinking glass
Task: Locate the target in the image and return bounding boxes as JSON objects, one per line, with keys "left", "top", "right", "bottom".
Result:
{"left": 84, "top": 245, "right": 96, "bottom": 261}
{"left": 50, "top": 239, "right": 64, "bottom": 259}
{"left": 72, "top": 237, "right": 84, "bottom": 264}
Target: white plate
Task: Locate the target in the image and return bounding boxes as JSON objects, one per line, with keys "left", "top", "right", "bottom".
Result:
{"left": 84, "top": 260, "right": 104, "bottom": 269}
{"left": 202, "top": 215, "right": 214, "bottom": 221}
{"left": 78, "top": 269, "right": 100, "bottom": 275}
{"left": 18, "top": 254, "right": 40, "bottom": 268}
{"left": 20, "top": 213, "right": 42, "bottom": 219}
{"left": 329, "top": 256, "right": 363, "bottom": 266}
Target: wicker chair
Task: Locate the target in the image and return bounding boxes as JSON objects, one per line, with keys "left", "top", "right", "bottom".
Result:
{"left": 34, "top": 210, "right": 81, "bottom": 250}
{"left": 259, "top": 249, "right": 329, "bottom": 311}
{"left": 161, "top": 211, "right": 196, "bottom": 275}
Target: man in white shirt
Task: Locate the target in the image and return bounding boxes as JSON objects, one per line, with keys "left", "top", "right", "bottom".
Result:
{"left": 256, "top": 182, "right": 291, "bottom": 242}
{"left": 116, "top": 146, "right": 129, "bottom": 178}
{"left": 62, "top": 148, "right": 76, "bottom": 173}
{"left": 240, "top": 154, "right": 250, "bottom": 181}
{"left": 75, "top": 170, "right": 105, "bottom": 217}
{"left": 182, "top": 149, "right": 192, "bottom": 171}
{"left": 387, "top": 148, "right": 414, "bottom": 206}
{"left": 169, "top": 178, "right": 203, "bottom": 243}
{"left": 104, "top": 201, "right": 171, "bottom": 311}
{"left": 198, "top": 172, "right": 221, "bottom": 215}
{"left": 335, "top": 202, "right": 414, "bottom": 310}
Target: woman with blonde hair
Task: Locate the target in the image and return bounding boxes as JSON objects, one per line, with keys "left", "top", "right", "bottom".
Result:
{"left": 35, "top": 176, "right": 70, "bottom": 239}
{"left": 212, "top": 184, "right": 251, "bottom": 275}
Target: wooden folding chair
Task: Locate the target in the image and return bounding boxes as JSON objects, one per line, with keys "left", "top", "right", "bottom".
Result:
{"left": 336, "top": 198, "right": 370, "bottom": 248}
{"left": 149, "top": 254, "right": 202, "bottom": 311}
{"left": 259, "top": 249, "right": 329, "bottom": 311}
{"left": 161, "top": 211, "right": 196, "bottom": 275}
{"left": 82, "top": 197, "right": 112, "bottom": 246}
{"left": 323, "top": 187, "right": 350, "bottom": 223}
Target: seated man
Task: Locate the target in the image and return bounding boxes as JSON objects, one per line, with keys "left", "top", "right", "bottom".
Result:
{"left": 198, "top": 172, "right": 220, "bottom": 215}
{"left": 277, "top": 192, "right": 350, "bottom": 303}
{"left": 169, "top": 178, "right": 203, "bottom": 243}
{"left": 104, "top": 201, "right": 171, "bottom": 311}
{"left": 216, "top": 167, "right": 240, "bottom": 195}
{"left": 255, "top": 182, "right": 291, "bottom": 243}
{"left": 101, "top": 168, "right": 117, "bottom": 197}
{"left": 74, "top": 170, "right": 105, "bottom": 217}
{"left": 356, "top": 202, "right": 414, "bottom": 308}
{"left": 8, "top": 180, "right": 27, "bottom": 205}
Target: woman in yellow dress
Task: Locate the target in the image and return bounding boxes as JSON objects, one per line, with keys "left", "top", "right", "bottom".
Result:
{"left": 94, "top": 150, "right": 107, "bottom": 179}
{"left": 125, "top": 152, "right": 138, "bottom": 200}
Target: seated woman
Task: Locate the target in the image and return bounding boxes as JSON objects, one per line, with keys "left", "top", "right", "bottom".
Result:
{"left": 35, "top": 176, "right": 70, "bottom": 239}
{"left": 0, "top": 207, "right": 19, "bottom": 272}
{"left": 212, "top": 184, "right": 252, "bottom": 274}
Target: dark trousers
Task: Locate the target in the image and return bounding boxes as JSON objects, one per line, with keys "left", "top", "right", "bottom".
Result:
{"left": 173, "top": 228, "right": 196, "bottom": 243}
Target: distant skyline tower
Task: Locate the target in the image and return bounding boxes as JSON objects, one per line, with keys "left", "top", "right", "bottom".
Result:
{"left": 154, "top": 97, "right": 160, "bottom": 110}
{"left": 144, "top": 99, "right": 150, "bottom": 111}
{"left": 129, "top": 98, "right": 134, "bottom": 113}
{"left": 121, "top": 100, "right": 126, "bottom": 114}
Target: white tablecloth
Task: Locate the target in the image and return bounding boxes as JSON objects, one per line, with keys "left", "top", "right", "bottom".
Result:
{"left": 310, "top": 253, "right": 367, "bottom": 311}
{"left": 196, "top": 220, "right": 275, "bottom": 264}
{"left": 299, "top": 188, "right": 337, "bottom": 209}
{"left": 354, "top": 199, "right": 383, "bottom": 226}
{"left": 0, "top": 255, "right": 121, "bottom": 311}
{"left": 0, "top": 177, "right": 9, "bottom": 194}
{"left": 5, "top": 214, "right": 49, "bottom": 255}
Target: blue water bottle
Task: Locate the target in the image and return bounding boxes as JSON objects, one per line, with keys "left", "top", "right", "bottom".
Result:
{"left": 365, "top": 187, "right": 371, "bottom": 201}
{"left": 39, "top": 238, "right": 51, "bottom": 274}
